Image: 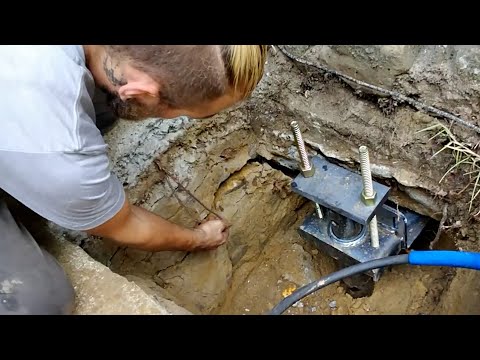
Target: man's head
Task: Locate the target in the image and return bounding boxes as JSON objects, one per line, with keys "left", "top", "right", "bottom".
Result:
{"left": 91, "top": 45, "right": 268, "bottom": 121}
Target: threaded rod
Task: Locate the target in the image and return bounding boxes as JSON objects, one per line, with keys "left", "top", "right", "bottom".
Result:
{"left": 358, "top": 145, "right": 379, "bottom": 248}
{"left": 291, "top": 121, "right": 311, "bottom": 171}
{"left": 359, "top": 146, "right": 374, "bottom": 196}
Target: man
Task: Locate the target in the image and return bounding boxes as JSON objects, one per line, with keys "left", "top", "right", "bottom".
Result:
{"left": 0, "top": 45, "right": 268, "bottom": 315}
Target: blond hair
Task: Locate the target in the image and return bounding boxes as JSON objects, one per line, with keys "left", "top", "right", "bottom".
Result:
{"left": 105, "top": 45, "right": 268, "bottom": 108}
{"left": 220, "top": 45, "right": 268, "bottom": 98}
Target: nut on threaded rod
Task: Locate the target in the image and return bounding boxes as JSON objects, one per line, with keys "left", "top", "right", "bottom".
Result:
{"left": 291, "top": 121, "right": 315, "bottom": 177}
{"left": 358, "top": 145, "right": 379, "bottom": 248}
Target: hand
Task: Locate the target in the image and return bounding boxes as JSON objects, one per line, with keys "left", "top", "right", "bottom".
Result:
{"left": 192, "top": 217, "right": 230, "bottom": 251}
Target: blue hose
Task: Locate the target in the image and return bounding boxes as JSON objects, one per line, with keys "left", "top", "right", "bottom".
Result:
{"left": 408, "top": 250, "right": 480, "bottom": 270}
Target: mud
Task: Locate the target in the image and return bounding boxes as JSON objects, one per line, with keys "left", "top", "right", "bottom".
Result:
{"left": 69, "top": 46, "right": 480, "bottom": 315}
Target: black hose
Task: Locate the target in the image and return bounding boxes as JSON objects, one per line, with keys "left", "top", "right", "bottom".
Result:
{"left": 267, "top": 254, "right": 409, "bottom": 315}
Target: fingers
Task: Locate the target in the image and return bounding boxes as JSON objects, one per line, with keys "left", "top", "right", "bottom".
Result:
{"left": 205, "top": 211, "right": 230, "bottom": 224}
{"left": 220, "top": 222, "right": 229, "bottom": 244}
{"left": 205, "top": 213, "right": 217, "bottom": 222}
{"left": 193, "top": 214, "right": 231, "bottom": 250}
{"left": 199, "top": 213, "right": 231, "bottom": 228}
{"left": 197, "top": 214, "right": 218, "bottom": 226}
{"left": 221, "top": 229, "right": 229, "bottom": 244}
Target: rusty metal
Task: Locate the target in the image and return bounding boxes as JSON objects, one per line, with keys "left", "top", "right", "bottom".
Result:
{"left": 154, "top": 160, "right": 230, "bottom": 227}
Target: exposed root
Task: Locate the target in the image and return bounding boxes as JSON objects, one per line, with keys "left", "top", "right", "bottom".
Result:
{"left": 429, "top": 205, "right": 448, "bottom": 250}
{"left": 418, "top": 122, "right": 480, "bottom": 213}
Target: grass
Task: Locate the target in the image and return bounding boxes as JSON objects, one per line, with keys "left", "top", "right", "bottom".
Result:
{"left": 418, "top": 122, "right": 480, "bottom": 213}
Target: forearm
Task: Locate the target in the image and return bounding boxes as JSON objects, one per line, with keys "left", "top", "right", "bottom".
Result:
{"left": 87, "top": 200, "right": 202, "bottom": 252}
{"left": 124, "top": 205, "right": 200, "bottom": 251}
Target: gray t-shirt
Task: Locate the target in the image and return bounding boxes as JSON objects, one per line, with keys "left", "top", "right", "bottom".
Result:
{"left": 0, "top": 45, "right": 125, "bottom": 231}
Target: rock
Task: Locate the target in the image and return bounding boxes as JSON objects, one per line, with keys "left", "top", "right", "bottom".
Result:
{"left": 154, "top": 244, "right": 232, "bottom": 314}
{"left": 398, "top": 45, "right": 480, "bottom": 123}
{"left": 303, "top": 45, "right": 420, "bottom": 89}
{"left": 454, "top": 46, "right": 480, "bottom": 82}
{"left": 336, "top": 306, "right": 348, "bottom": 315}
{"left": 124, "top": 275, "right": 191, "bottom": 315}
{"left": 351, "top": 300, "right": 362, "bottom": 310}
{"left": 292, "top": 301, "right": 304, "bottom": 308}
{"left": 329, "top": 300, "right": 337, "bottom": 309}
{"left": 277, "top": 244, "right": 318, "bottom": 286}
{"left": 43, "top": 236, "right": 190, "bottom": 315}
{"left": 103, "top": 116, "right": 191, "bottom": 192}
{"left": 111, "top": 248, "right": 187, "bottom": 277}
{"left": 371, "top": 163, "right": 394, "bottom": 178}
{"left": 283, "top": 45, "right": 312, "bottom": 57}
{"left": 256, "top": 144, "right": 273, "bottom": 160}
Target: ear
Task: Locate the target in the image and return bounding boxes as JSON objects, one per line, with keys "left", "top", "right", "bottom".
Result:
{"left": 118, "top": 81, "right": 159, "bottom": 102}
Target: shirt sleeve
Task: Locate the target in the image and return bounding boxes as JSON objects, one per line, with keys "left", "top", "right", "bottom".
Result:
{"left": 0, "top": 150, "right": 126, "bottom": 231}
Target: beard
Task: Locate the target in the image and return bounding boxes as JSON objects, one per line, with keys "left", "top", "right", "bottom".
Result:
{"left": 101, "top": 87, "right": 153, "bottom": 121}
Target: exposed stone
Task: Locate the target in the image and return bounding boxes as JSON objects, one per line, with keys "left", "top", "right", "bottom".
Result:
{"left": 153, "top": 245, "right": 232, "bottom": 314}
{"left": 397, "top": 45, "right": 480, "bottom": 129}
{"left": 43, "top": 236, "right": 190, "bottom": 315}
{"left": 454, "top": 46, "right": 480, "bottom": 82}
{"left": 302, "top": 45, "right": 420, "bottom": 89}
{"left": 104, "top": 116, "right": 192, "bottom": 191}
{"left": 124, "top": 275, "right": 192, "bottom": 315}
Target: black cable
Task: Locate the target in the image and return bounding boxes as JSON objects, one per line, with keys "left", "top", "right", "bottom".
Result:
{"left": 267, "top": 254, "right": 409, "bottom": 315}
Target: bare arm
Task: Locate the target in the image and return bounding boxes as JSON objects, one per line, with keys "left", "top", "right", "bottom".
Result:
{"left": 86, "top": 197, "right": 228, "bottom": 252}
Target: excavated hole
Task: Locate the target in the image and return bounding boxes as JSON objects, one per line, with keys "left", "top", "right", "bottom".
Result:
{"left": 103, "top": 137, "right": 463, "bottom": 315}
{"left": 5, "top": 47, "right": 480, "bottom": 315}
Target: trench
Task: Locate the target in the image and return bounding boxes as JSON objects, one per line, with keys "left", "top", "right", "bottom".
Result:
{"left": 100, "top": 131, "right": 465, "bottom": 315}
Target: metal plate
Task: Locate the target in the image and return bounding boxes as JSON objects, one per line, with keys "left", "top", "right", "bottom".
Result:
{"left": 300, "top": 212, "right": 401, "bottom": 261}
{"left": 291, "top": 156, "right": 390, "bottom": 225}
{"left": 297, "top": 203, "right": 429, "bottom": 280}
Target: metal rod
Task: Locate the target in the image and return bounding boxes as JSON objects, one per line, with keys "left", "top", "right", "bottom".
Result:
{"left": 291, "top": 121, "right": 311, "bottom": 170}
{"left": 359, "top": 146, "right": 379, "bottom": 248}
{"left": 291, "top": 121, "right": 319, "bottom": 218}
{"left": 290, "top": 121, "right": 314, "bottom": 177}
{"left": 369, "top": 216, "right": 379, "bottom": 248}
{"left": 154, "top": 160, "right": 231, "bottom": 228}
{"left": 359, "top": 146, "right": 374, "bottom": 197}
